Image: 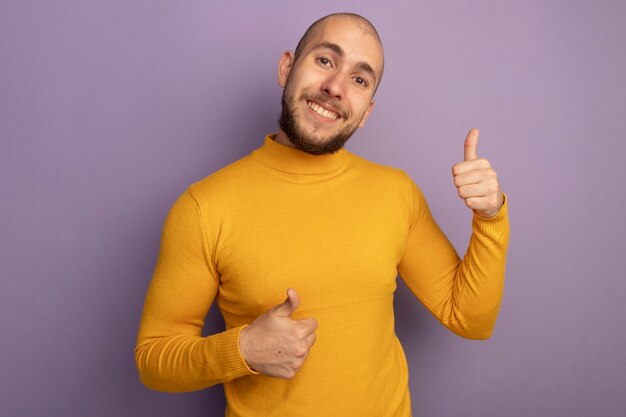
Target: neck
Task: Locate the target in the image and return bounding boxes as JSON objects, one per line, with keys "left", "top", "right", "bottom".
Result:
{"left": 274, "top": 130, "right": 297, "bottom": 149}
{"left": 252, "top": 133, "right": 350, "bottom": 175}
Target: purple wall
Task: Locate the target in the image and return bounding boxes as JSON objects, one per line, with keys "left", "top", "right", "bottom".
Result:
{"left": 2, "top": 1, "right": 625, "bottom": 416}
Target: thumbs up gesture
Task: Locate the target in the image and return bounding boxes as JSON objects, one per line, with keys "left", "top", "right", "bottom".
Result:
{"left": 239, "top": 288, "right": 318, "bottom": 379}
{"left": 452, "top": 128, "right": 504, "bottom": 218}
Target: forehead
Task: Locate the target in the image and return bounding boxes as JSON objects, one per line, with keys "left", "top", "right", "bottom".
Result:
{"left": 304, "top": 17, "right": 384, "bottom": 75}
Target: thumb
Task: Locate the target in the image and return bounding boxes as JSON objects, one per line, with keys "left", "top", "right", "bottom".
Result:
{"left": 273, "top": 288, "right": 300, "bottom": 317}
{"left": 464, "top": 128, "right": 479, "bottom": 161}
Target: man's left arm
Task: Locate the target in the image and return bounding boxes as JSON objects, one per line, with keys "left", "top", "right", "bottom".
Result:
{"left": 397, "top": 128, "right": 510, "bottom": 339}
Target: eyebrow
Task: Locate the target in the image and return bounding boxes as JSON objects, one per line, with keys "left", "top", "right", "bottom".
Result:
{"left": 311, "top": 41, "right": 378, "bottom": 85}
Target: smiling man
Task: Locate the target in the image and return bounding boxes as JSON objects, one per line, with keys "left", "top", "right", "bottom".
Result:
{"left": 276, "top": 15, "right": 382, "bottom": 155}
{"left": 135, "top": 13, "right": 510, "bottom": 417}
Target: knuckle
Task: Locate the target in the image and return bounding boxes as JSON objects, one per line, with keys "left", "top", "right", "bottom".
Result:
{"left": 299, "top": 319, "right": 317, "bottom": 335}
{"left": 294, "top": 344, "right": 307, "bottom": 357}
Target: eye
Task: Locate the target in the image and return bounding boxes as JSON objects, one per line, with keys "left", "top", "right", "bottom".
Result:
{"left": 354, "top": 76, "right": 369, "bottom": 87}
{"left": 317, "top": 56, "right": 332, "bottom": 67}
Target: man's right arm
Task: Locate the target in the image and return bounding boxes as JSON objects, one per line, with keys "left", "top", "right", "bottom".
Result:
{"left": 134, "top": 189, "right": 256, "bottom": 392}
{"left": 134, "top": 189, "right": 317, "bottom": 391}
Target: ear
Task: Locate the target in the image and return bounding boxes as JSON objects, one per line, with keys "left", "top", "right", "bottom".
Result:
{"left": 358, "top": 100, "right": 375, "bottom": 128}
{"left": 278, "top": 51, "right": 295, "bottom": 88}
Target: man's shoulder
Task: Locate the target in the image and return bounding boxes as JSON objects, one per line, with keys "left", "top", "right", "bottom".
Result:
{"left": 186, "top": 151, "right": 259, "bottom": 203}
{"left": 348, "top": 151, "right": 415, "bottom": 187}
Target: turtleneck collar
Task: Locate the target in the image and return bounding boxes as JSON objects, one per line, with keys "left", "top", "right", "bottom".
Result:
{"left": 251, "top": 133, "right": 350, "bottom": 175}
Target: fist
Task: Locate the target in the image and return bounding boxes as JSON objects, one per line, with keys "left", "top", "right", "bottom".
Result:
{"left": 452, "top": 128, "right": 503, "bottom": 218}
{"left": 239, "top": 288, "right": 318, "bottom": 379}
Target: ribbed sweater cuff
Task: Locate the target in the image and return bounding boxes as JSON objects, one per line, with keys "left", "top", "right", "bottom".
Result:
{"left": 215, "top": 325, "right": 259, "bottom": 379}
{"left": 472, "top": 193, "right": 509, "bottom": 234}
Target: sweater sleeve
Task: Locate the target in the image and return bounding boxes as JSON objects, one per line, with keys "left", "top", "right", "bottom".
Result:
{"left": 397, "top": 179, "right": 510, "bottom": 339}
{"left": 134, "top": 188, "right": 256, "bottom": 392}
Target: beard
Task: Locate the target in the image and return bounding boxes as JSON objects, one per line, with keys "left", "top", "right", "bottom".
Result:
{"left": 278, "top": 86, "right": 360, "bottom": 155}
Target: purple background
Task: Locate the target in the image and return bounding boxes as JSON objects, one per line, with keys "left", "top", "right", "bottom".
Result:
{"left": 2, "top": 1, "right": 625, "bottom": 416}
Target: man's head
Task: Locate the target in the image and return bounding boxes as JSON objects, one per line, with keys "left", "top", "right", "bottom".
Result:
{"left": 292, "top": 14, "right": 385, "bottom": 87}
{"left": 277, "top": 13, "right": 384, "bottom": 155}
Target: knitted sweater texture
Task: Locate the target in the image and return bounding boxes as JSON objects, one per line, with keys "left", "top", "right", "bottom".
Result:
{"left": 135, "top": 134, "right": 510, "bottom": 417}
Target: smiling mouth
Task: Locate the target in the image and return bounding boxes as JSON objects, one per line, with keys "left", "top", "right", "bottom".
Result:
{"left": 306, "top": 100, "right": 339, "bottom": 121}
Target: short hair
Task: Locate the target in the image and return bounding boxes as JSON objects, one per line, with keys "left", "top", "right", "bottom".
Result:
{"left": 292, "top": 13, "right": 384, "bottom": 93}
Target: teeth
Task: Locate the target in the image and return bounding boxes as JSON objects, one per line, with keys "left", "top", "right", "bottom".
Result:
{"left": 307, "top": 101, "right": 338, "bottom": 120}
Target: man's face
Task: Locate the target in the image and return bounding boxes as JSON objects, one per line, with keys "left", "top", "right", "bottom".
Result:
{"left": 278, "top": 17, "right": 384, "bottom": 155}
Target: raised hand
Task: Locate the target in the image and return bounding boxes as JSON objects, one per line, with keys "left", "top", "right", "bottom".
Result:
{"left": 239, "top": 288, "right": 318, "bottom": 379}
{"left": 452, "top": 128, "right": 503, "bottom": 218}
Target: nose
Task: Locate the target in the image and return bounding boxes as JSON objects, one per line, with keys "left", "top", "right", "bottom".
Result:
{"left": 320, "top": 74, "right": 344, "bottom": 99}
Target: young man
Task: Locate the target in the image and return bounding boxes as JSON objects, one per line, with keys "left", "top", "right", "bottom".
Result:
{"left": 135, "top": 13, "right": 509, "bottom": 417}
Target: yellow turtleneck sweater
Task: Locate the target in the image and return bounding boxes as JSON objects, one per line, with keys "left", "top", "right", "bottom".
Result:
{"left": 135, "top": 134, "right": 510, "bottom": 417}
